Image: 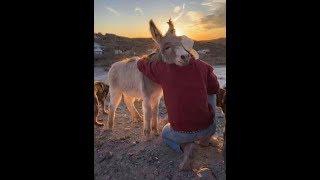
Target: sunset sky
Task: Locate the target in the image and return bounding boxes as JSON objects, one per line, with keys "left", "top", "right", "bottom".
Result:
{"left": 94, "top": 0, "right": 226, "bottom": 40}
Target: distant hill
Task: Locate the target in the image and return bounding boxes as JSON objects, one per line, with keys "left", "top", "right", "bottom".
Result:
{"left": 94, "top": 33, "right": 225, "bottom": 66}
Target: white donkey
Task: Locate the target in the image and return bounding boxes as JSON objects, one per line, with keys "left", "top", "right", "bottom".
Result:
{"left": 104, "top": 19, "right": 197, "bottom": 138}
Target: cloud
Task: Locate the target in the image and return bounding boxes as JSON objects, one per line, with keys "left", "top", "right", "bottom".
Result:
{"left": 173, "top": 12, "right": 184, "bottom": 21}
{"left": 199, "top": 0, "right": 226, "bottom": 29}
{"left": 200, "top": 12, "right": 226, "bottom": 29}
{"left": 187, "top": 11, "right": 204, "bottom": 22}
{"left": 173, "top": 6, "right": 181, "bottom": 13}
{"left": 189, "top": 1, "right": 197, "bottom": 5}
{"left": 106, "top": 6, "right": 120, "bottom": 16}
{"left": 135, "top": 7, "right": 144, "bottom": 15}
{"left": 202, "top": 0, "right": 226, "bottom": 5}
{"left": 173, "top": 3, "right": 185, "bottom": 21}
{"left": 201, "top": 5, "right": 225, "bottom": 28}
{"left": 201, "top": 0, "right": 226, "bottom": 14}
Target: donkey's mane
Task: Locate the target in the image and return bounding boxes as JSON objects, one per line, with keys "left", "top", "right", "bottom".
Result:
{"left": 124, "top": 48, "right": 162, "bottom": 64}
{"left": 146, "top": 48, "right": 162, "bottom": 62}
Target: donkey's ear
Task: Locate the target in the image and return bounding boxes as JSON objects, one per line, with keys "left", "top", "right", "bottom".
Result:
{"left": 180, "top": 35, "right": 194, "bottom": 49}
{"left": 181, "top": 35, "right": 199, "bottom": 59}
{"left": 149, "top": 19, "right": 163, "bottom": 44}
{"left": 165, "top": 19, "right": 175, "bottom": 36}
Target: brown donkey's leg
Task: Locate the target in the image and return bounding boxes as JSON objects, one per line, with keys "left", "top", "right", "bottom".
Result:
{"left": 104, "top": 89, "right": 122, "bottom": 131}
{"left": 94, "top": 94, "right": 104, "bottom": 126}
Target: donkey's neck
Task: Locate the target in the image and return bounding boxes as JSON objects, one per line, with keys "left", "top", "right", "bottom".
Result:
{"left": 147, "top": 49, "right": 162, "bottom": 62}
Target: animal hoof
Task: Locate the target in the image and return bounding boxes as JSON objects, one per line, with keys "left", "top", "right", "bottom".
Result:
{"left": 153, "top": 131, "right": 160, "bottom": 136}
{"left": 95, "top": 120, "right": 104, "bottom": 127}
{"left": 108, "top": 121, "right": 114, "bottom": 129}
{"left": 144, "top": 128, "right": 150, "bottom": 135}
{"left": 143, "top": 128, "right": 151, "bottom": 137}
{"left": 102, "top": 125, "right": 108, "bottom": 131}
{"left": 133, "top": 115, "right": 143, "bottom": 122}
{"left": 132, "top": 117, "right": 141, "bottom": 123}
{"left": 152, "top": 128, "right": 159, "bottom": 136}
{"left": 144, "top": 134, "right": 151, "bottom": 141}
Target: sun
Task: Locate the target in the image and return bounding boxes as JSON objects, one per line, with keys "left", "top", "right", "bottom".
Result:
{"left": 160, "top": 23, "right": 185, "bottom": 36}
{"left": 175, "top": 28, "right": 184, "bottom": 36}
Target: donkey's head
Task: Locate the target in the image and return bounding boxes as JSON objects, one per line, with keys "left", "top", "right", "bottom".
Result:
{"left": 149, "top": 19, "right": 197, "bottom": 66}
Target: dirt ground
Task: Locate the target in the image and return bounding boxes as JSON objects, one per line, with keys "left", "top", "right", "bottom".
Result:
{"left": 94, "top": 94, "right": 226, "bottom": 180}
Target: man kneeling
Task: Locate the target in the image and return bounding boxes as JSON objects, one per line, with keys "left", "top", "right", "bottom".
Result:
{"left": 137, "top": 51, "right": 219, "bottom": 170}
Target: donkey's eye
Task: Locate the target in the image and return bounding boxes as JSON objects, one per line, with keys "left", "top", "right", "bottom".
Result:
{"left": 164, "top": 47, "right": 170, "bottom": 50}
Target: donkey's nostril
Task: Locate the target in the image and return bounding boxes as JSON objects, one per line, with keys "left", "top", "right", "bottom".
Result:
{"left": 181, "top": 55, "right": 186, "bottom": 60}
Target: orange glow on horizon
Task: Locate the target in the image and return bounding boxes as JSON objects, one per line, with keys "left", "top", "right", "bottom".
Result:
{"left": 95, "top": 25, "right": 226, "bottom": 41}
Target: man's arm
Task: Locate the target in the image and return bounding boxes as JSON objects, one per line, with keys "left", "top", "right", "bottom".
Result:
{"left": 137, "top": 58, "right": 162, "bottom": 84}
{"left": 206, "top": 65, "right": 219, "bottom": 115}
{"left": 208, "top": 94, "right": 217, "bottom": 113}
{"left": 206, "top": 65, "right": 220, "bottom": 95}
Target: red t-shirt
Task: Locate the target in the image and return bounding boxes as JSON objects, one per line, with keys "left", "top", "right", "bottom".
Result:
{"left": 137, "top": 58, "right": 220, "bottom": 132}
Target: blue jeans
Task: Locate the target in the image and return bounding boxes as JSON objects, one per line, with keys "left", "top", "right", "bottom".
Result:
{"left": 161, "top": 121, "right": 216, "bottom": 153}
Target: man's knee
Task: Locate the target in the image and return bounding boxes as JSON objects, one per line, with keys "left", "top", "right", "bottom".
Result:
{"left": 161, "top": 123, "right": 171, "bottom": 139}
